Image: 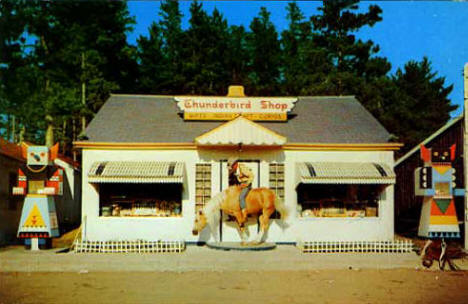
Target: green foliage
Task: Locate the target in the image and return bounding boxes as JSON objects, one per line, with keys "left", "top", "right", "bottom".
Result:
{"left": 385, "top": 58, "right": 456, "bottom": 155}
{"left": 281, "top": 2, "right": 310, "bottom": 94}
{"left": 225, "top": 25, "right": 249, "bottom": 86}
{"left": 309, "top": 0, "right": 391, "bottom": 95}
{"left": 158, "top": 0, "right": 185, "bottom": 93}
{"left": 0, "top": 0, "right": 458, "bottom": 158}
{"left": 137, "top": 22, "right": 166, "bottom": 93}
{"left": 0, "top": 0, "right": 34, "bottom": 141}
{"left": 246, "top": 7, "right": 281, "bottom": 95}
{"left": 180, "top": 2, "right": 231, "bottom": 94}
{"left": 0, "top": 0, "right": 134, "bottom": 153}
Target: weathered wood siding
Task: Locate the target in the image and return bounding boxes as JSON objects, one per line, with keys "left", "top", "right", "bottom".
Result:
{"left": 0, "top": 154, "right": 24, "bottom": 245}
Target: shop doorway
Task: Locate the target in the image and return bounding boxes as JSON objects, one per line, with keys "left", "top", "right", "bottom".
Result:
{"left": 219, "top": 159, "right": 260, "bottom": 242}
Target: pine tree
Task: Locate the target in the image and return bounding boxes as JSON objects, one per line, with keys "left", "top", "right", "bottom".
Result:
{"left": 1, "top": 0, "right": 458, "bottom": 158}
{"left": 0, "top": 0, "right": 34, "bottom": 141}
{"left": 182, "top": 2, "right": 230, "bottom": 94}
{"left": 280, "top": 2, "right": 329, "bottom": 95}
{"left": 225, "top": 25, "right": 249, "bottom": 86}
{"left": 1, "top": 0, "right": 135, "bottom": 150}
{"left": 387, "top": 58, "right": 456, "bottom": 154}
{"left": 159, "top": 0, "right": 185, "bottom": 93}
{"left": 246, "top": 7, "right": 281, "bottom": 95}
{"left": 137, "top": 22, "right": 166, "bottom": 93}
{"left": 310, "top": 0, "right": 390, "bottom": 96}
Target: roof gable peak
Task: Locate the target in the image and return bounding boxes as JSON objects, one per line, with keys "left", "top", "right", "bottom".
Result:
{"left": 195, "top": 116, "right": 286, "bottom": 146}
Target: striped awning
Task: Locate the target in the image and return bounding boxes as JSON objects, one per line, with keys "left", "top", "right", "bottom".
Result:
{"left": 297, "top": 162, "right": 395, "bottom": 184}
{"left": 195, "top": 116, "right": 286, "bottom": 146}
{"left": 88, "top": 161, "right": 184, "bottom": 183}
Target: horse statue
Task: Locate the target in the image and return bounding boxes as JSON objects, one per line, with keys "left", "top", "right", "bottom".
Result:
{"left": 192, "top": 185, "right": 288, "bottom": 244}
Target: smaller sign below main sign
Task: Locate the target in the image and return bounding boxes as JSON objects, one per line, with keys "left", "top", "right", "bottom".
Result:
{"left": 184, "top": 112, "right": 287, "bottom": 121}
{"left": 175, "top": 96, "right": 297, "bottom": 121}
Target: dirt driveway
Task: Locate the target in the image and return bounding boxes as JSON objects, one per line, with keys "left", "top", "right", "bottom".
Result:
{"left": 1, "top": 270, "right": 468, "bottom": 304}
{"left": 0, "top": 245, "right": 467, "bottom": 303}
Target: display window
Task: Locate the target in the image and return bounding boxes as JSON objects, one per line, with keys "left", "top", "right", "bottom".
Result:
{"left": 269, "top": 163, "right": 284, "bottom": 219}
{"left": 269, "top": 163, "right": 285, "bottom": 199}
{"left": 98, "top": 183, "right": 182, "bottom": 217}
{"left": 296, "top": 184, "right": 384, "bottom": 218}
{"left": 195, "top": 163, "right": 212, "bottom": 213}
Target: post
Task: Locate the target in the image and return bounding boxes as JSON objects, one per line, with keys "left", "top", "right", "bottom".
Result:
{"left": 30, "top": 238, "right": 39, "bottom": 251}
{"left": 464, "top": 63, "right": 468, "bottom": 250}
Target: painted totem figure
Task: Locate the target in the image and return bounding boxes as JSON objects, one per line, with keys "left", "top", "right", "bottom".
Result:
{"left": 12, "top": 143, "right": 63, "bottom": 250}
{"left": 415, "top": 144, "right": 463, "bottom": 239}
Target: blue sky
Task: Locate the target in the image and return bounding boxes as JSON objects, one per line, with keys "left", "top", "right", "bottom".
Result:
{"left": 127, "top": 1, "right": 468, "bottom": 117}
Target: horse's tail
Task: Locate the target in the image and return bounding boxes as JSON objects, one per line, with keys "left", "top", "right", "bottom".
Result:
{"left": 273, "top": 192, "right": 288, "bottom": 220}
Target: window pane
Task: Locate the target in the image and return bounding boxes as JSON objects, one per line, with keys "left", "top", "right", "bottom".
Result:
{"left": 195, "top": 163, "right": 212, "bottom": 213}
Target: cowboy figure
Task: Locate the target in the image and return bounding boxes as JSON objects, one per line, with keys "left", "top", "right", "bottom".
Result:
{"left": 228, "top": 158, "right": 254, "bottom": 211}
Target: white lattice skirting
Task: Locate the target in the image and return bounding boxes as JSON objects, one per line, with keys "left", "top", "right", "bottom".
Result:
{"left": 298, "top": 240, "right": 414, "bottom": 253}
{"left": 74, "top": 240, "right": 186, "bottom": 253}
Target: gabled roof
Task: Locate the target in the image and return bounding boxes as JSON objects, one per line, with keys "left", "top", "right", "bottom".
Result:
{"left": 395, "top": 115, "right": 464, "bottom": 166}
{"left": 195, "top": 116, "right": 286, "bottom": 146}
{"left": 82, "top": 94, "right": 391, "bottom": 144}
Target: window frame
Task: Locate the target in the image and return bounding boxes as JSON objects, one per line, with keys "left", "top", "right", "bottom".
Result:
{"left": 195, "top": 163, "right": 212, "bottom": 213}
{"left": 269, "top": 163, "right": 285, "bottom": 219}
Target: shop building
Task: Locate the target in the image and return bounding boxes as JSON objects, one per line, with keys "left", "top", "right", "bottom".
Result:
{"left": 75, "top": 86, "right": 401, "bottom": 243}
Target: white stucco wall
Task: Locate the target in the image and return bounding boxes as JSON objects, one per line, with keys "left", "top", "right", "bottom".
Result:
{"left": 81, "top": 148, "right": 395, "bottom": 243}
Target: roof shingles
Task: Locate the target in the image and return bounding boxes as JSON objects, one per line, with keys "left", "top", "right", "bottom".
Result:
{"left": 84, "top": 95, "right": 390, "bottom": 144}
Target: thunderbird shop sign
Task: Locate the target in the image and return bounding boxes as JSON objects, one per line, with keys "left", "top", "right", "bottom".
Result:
{"left": 175, "top": 96, "right": 297, "bottom": 121}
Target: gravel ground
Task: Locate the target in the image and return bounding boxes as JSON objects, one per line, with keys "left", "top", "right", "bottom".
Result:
{"left": 1, "top": 245, "right": 467, "bottom": 304}
{"left": 0, "top": 244, "right": 434, "bottom": 272}
{"left": 1, "top": 269, "right": 468, "bottom": 304}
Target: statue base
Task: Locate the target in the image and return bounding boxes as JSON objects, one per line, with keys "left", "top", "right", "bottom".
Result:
{"left": 206, "top": 242, "right": 276, "bottom": 251}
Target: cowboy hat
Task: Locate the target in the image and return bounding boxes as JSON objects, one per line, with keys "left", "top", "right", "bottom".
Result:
{"left": 227, "top": 157, "right": 238, "bottom": 168}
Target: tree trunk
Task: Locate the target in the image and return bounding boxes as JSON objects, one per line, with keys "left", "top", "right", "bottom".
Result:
{"left": 62, "top": 119, "right": 67, "bottom": 155}
{"left": 40, "top": 33, "right": 54, "bottom": 147}
{"left": 72, "top": 118, "right": 76, "bottom": 141}
{"left": 45, "top": 115, "right": 54, "bottom": 148}
{"left": 72, "top": 118, "right": 77, "bottom": 162}
{"left": 6, "top": 114, "right": 11, "bottom": 141}
{"left": 81, "top": 52, "right": 87, "bottom": 133}
{"left": 11, "top": 115, "right": 16, "bottom": 143}
{"left": 19, "top": 125, "right": 25, "bottom": 143}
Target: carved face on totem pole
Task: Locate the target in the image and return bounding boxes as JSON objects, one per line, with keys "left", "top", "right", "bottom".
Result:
{"left": 420, "top": 144, "right": 456, "bottom": 164}
{"left": 21, "top": 142, "right": 59, "bottom": 167}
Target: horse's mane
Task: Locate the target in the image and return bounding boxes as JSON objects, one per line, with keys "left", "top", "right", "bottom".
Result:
{"left": 203, "top": 190, "right": 226, "bottom": 231}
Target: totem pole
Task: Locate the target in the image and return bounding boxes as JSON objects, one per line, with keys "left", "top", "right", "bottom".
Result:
{"left": 415, "top": 144, "right": 463, "bottom": 268}
{"left": 12, "top": 143, "right": 63, "bottom": 250}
